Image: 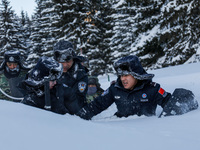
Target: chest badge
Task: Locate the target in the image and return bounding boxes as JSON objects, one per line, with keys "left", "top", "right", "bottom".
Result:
{"left": 142, "top": 93, "right": 147, "bottom": 98}
{"left": 141, "top": 93, "right": 148, "bottom": 102}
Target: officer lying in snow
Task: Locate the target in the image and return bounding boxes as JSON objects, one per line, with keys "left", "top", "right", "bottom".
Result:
{"left": 0, "top": 50, "right": 30, "bottom": 101}
{"left": 76, "top": 55, "right": 198, "bottom": 120}
{"left": 20, "top": 56, "right": 68, "bottom": 114}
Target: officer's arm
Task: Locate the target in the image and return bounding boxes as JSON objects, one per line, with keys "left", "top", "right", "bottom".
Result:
{"left": 153, "top": 83, "right": 171, "bottom": 108}
{"left": 76, "top": 86, "right": 115, "bottom": 120}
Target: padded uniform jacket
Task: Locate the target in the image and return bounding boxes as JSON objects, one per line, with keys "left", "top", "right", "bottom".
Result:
{"left": 58, "top": 61, "right": 88, "bottom": 114}
{"left": 77, "top": 78, "right": 171, "bottom": 120}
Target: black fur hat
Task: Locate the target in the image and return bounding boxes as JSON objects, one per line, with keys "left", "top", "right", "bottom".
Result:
{"left": 0, "top": 50, "right": 29, "bottom": 71}
{"left": 88, "top": 76, "right": 101, "bottom": 88}
{"left": 114, "top": 55, "right": 154, "bottom": 80}
{"left": 25, "top": 56, "right": 63, "bottom": 88}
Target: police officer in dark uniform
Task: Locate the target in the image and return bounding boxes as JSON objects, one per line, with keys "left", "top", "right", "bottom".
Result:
{"left": 53, "top": 40, "right": 88, "bottom": 115}
{"left": 77, "top": 55, "right": 198, "bottom": 120}
{"left": 20, "top": 56, "right": 68, "bottom": 114}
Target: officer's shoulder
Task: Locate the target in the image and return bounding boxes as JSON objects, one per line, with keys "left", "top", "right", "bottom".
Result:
{"left": 77, "top": 62, "right": 87, "bottom": 73}
{"left": 149, "top": 81, "right": 160, "bottom": 87}
{"left": 110, "top": 80, "right": 116, "bottom": 86}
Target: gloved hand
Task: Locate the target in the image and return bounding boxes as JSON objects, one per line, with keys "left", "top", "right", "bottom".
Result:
{"left": 76, "top": 108, "right": 93, "bottom": 120}
{"left": 159, "top": 88, "right": 198, "bottom": 117}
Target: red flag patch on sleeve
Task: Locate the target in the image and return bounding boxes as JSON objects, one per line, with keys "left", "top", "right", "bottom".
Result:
{"left": 158, "top": 87, "right": 165, "bottom": 95}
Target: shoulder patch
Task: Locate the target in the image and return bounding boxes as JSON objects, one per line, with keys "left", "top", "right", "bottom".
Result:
{"left": 158, "top": 87, "right": 167, "bottom": 97}
{"left": 78, "top": 82, "right": 87, "bottom": 93}
{"left": 101, "top": 88, "right": 109, "bottom": 96}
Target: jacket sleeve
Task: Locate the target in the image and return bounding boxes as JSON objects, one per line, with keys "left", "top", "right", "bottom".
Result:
{"left": 152, "top": 83, "right": 171, "bottom": 108}
{"left": 76, "top": 86, "right": 115, "bottom": 120}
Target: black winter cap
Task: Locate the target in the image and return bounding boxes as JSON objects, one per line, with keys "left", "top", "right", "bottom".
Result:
{"left": 25, "top": 56, "right": 63, "bottom": 88}
{"left": 88, "top": 76, "right": 101, "bottom": 88}
{"left": 4, "top": 50, "right": 21, "bottom": 63}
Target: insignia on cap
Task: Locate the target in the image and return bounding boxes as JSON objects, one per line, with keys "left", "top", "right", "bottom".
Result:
{"left": 9, "top": 56, "right": 15, "bottom": 62}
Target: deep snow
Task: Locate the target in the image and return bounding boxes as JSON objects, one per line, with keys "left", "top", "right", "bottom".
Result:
{"left": 1, "top": 62, "right": 200, "bottom": 150}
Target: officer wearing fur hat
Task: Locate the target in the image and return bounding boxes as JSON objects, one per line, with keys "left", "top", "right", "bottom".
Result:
{"left": 53, "top": 40, "right": 88, "bottom": 115}
{"left": 77, "top": 55, "right": 198, "bottom": 120}
{"left": 20, "top": 56, "right": 68, "bottom": 114}
{"left": 86, "top": 76, "right": 104, "bottom": 103}
{"left": 0, "top": 50, "right": 30, "bottom": 100}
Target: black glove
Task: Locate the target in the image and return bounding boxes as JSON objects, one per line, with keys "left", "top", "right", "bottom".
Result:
{"left": 76, "top": 108, "right": 93, "bottom": 120}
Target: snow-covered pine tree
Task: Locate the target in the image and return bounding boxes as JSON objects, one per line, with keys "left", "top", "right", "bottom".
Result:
{"left": 28, "top": 0, "right": 43, "bottom": 65}
{"left": 110, "top": 0, "right": 137, "bottom": 62}
{"left": 38, "top": 0, "right": 56, "bottom": 57}
{"left": 0, "top": 0, "right": 27, "bottom": 61}
{"left": 130, "top": 0, "right": 164, "bottom": 68}
{"left": 28, "top": 0, "right": 56, "bottom": 66}
{"left": 52, "top": 0, "right": 87, "bottom": 44}
{"left": 158, "top": 0, "right": 200, "bottom": 68}
{"left": 86, "top": 0, "right": 114, "bottom": 75}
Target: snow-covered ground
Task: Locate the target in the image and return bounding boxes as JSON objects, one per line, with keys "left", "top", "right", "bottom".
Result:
{"left": 1, "top": 62, "right": 200, "bottom": 150}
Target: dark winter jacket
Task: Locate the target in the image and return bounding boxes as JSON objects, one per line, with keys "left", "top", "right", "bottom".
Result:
{"left": 77, "top": 78, "right": 171, "bottom": 120}
{"left": 58, "top": 61, "right": 88, "bottom": 115}
{"left": 21, "top": 83, "right": 68, "bottom": 115}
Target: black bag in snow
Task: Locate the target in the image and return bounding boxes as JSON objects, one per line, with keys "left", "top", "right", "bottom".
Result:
{"left": 159, "top": 88, "right": 198, "bottom": 117}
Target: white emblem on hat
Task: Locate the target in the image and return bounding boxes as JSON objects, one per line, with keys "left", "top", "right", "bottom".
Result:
{"left": 9, "top": 56, "right": 15, "bottom": 62}
{"left": 33, "top": 70, "right": 39, "bottom": 77}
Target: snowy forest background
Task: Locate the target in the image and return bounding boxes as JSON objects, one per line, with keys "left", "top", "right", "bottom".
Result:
{"left": 0, "top": 0, "right": 199, "bottom": 75}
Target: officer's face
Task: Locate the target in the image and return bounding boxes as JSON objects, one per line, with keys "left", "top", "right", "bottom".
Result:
{"left": 60, "top": 59, "right": 74, "bottom": 73}
{"left": 49, "top": 80, "right": 57, "bottom": 89}
{"left": 120, "top": 74, "right": 138, "bottom": 90}
{"left": 6, "top": 62, "right": 18, "bottom": 69}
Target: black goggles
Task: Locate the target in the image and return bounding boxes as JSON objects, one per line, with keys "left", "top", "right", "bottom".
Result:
{"left": 114, "top": 63, "right": 131, "bottom": 76}
{"left": 54, "top": 51, "right": 73, "bottom": 62}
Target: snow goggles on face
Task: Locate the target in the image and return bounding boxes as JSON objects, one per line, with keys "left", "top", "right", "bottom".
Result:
{"left": 114, "top": 63, "right": 132, "bottom": 76}
{"left": 54, "top": 48, "right": 74, "bottom": 62}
